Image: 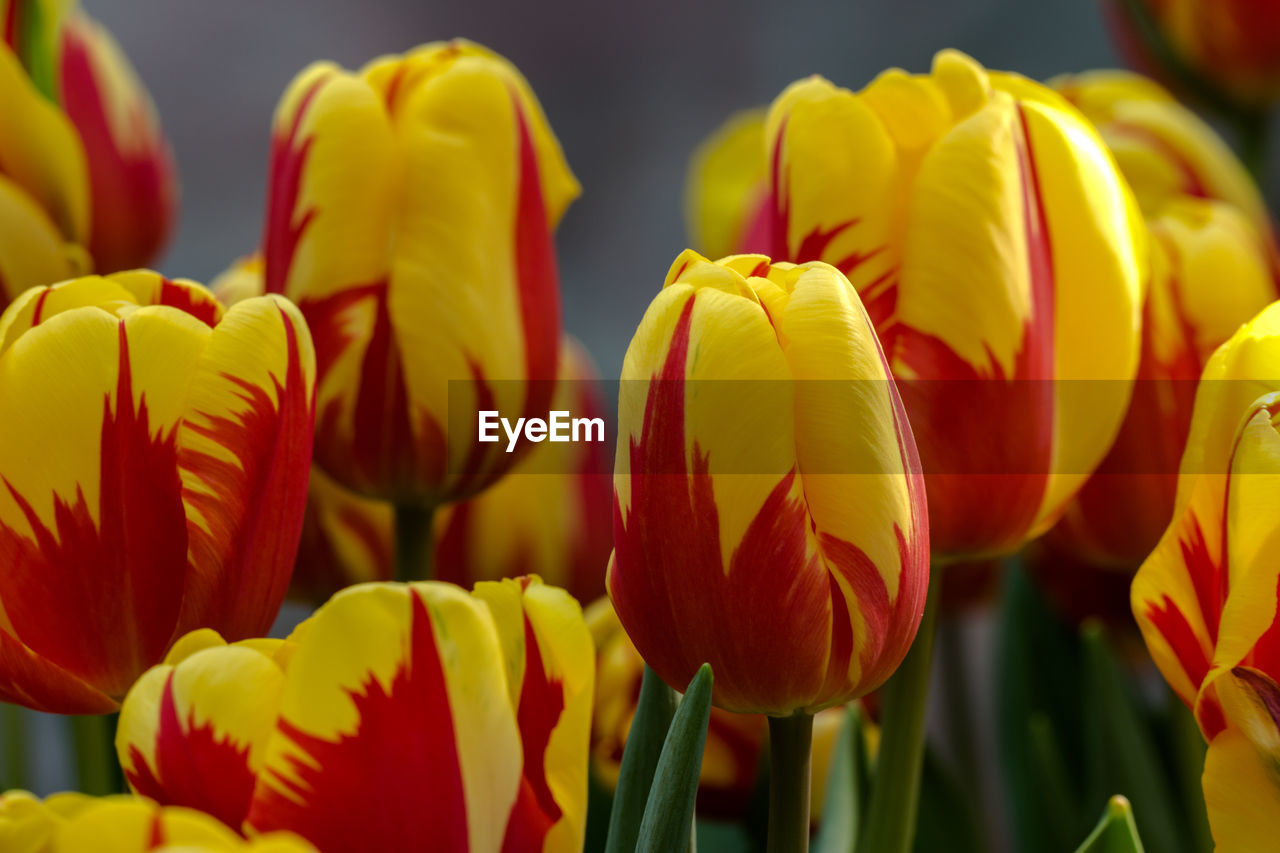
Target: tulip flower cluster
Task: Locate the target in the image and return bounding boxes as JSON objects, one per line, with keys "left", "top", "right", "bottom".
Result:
{"left": 2, "top": 2, "right": 1280, "bottom": 852}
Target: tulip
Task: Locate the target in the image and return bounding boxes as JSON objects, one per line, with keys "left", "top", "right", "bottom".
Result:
{"left": 609, "top": 251, "right": 927, "bottom": 715}
{"left": 116, "top": 629, "right": 294, "bottom": 831}
{"left": 0, "top": 3, "right": 176, "bottom": 304}
{"left": 260, "top": 40, "right": 579, "bottom": 510}
{"left": 1051, "top": 70, "right": 1278, "bottom": 275}
{"left": 121, "top": 577, "right": 592, "bottom": 852}
{"left": 586, "top": 598, "right": 854, "bottom": 821}
{"left": 0, "top": 790, "right": 316, "bottom": 852}
{"left": 1132, "top": 301, "right": 1280, "bottom": 850}
{"left": 1045, "top": 199, "right": 1273, "bottom": 567}
{"left": 0, "top": 271, "right": 314, "bottom": 713}
{"left": 57, "top": 11, "right": 178, "bottom": 274}
{"left": 755, "top": 49, "right": 1143, "bottom": 559}
{"left": 685, "top": 109, "right": 768, "bottom": 261}
{"left": 1103, "top": 0, "right": 1280, "bottom": 110}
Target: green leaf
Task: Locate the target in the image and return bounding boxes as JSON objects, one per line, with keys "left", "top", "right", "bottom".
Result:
{"left": 1081, "top": 624, "right": 1185, "bottom": 853}
{"left": 995, "top": 564, "right": 1090, "bottom": 851}
{"left": 604, "top": 665, "right": 678, "bottom": 853}
{"left": 814, "top": 705, "right": 871, "bottom": 853}
{"left": 1075, "top": 795, "right": 1145, "bottom": 853}
{"left": 636, "top": 664, "right": 714, "bottom": 853}
{"left": 911, "top": 745, "right": 984, "bottom": 853}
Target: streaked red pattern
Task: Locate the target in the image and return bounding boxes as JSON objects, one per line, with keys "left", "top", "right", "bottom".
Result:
{"left": 178, "top": 307, "right": 312, "bottom": 641}
{"left": 246, "top": 589, "right": 470, "bottom": 852}
{"left": 0, "top": 322, "right": 188, "bottom": 700}
{"left": 767, "top": 105, "right": 1055, "bottom": 557}
{"left": 501, "top": 612, "right": 566, "bottom": 852}
{"left": 58, "top": 18, "right": 176, "bottom": 273}
{"left": 609, "top": 296, "right": 922, "bottom": 712}
{"left": 125, "top": 670, "right": 257, "bottom": 832}
{"left": 1105, "top": 120, "right": 1210, "bottom": 199}
{"left": 261, "top": 72, "right": 328, "bottom": 297}
{"left": 155, "top": 278, "right": 220, "bottom": 328}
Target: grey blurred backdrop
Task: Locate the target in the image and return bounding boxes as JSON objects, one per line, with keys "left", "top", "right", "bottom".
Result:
{"left": 86, "top": 0, "right": 1156, "bottom": 382}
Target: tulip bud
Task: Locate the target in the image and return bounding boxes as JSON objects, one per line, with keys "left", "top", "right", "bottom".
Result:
{"left": 0, "top": 271, "right": 314, "bottom": 713}
{"left": 1132, "top": 302, "right": 1280, "bottom": 850}
{"left": 261, "top": 40, "right": 579, "bottom": 506}
{"left": 1103, "top": 0, "right": 1280, "bottom": 110}
{"left": 760, "top": 50, "right": 1143, "bottom": 559}
{"left": 608, "top": 251, "right": 928, "bottom": 714}
{"left": 57, "top": 12, "right": 178, "bottom": 273}
{"left": 116, "top": 630, "right": 293, "bottom": 831}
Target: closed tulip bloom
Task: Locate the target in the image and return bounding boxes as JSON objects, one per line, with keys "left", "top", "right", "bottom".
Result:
{"left": 57, "top": 11, "right": 178, "bottom": 273}
{"left": 237, "top": 578, "right": 592, "bottom": 853}
{"left": 1052, "top": 70, "right": 1277, "bottom": 272}
{"left": 1132, "top": 303, "right": 1280, "bottom": 849}
{"left": 261, "top": 40, "right": 579, "bottom": 506}
{"left": 1104, "top": 0, "right": 1280, "bottom": 108}
{"left": 0, "top": 271, "right": 314, "bottom": 713}
{"left": 0, "top": 3, "right": 176, "bottom": 301}
{"left": 116, "top": 630, "right": 294, "bottom": 831}
{"left": 1047, "top": 199, "right": 1273, "bottom": 566}
{"left": 761, "top": 50, "right": 1143, "bottom": 558}
{"left": 608, "top": 251, "right": 928, "bottom": 714}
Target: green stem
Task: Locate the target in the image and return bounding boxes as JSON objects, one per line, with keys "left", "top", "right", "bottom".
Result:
{"left": 767, "top": 712, "right": 815, "bottom": 853}
{"left": 2, "top": 703, "right": 28, "bottom": 790}
{"left": 856, "top": 568, "right": 942, "bottom": 853}
{"left": 70, "top": 713, "right": 118, "bottom": 795}
{"left": 394, "top": 504, "right": 436, "bottom": 583}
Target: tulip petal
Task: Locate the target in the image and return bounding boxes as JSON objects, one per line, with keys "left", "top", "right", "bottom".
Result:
{"left": 246, "top": 583, "right": 522, "bottom": 853}
{"left": 0, "top": 302, "right": 207, "bottom": 699}
{"left": 0, "top": 173, "right": 80, "bottom": 304}
{"left": 176, "top": 295, "right": 315, "bottom": 641}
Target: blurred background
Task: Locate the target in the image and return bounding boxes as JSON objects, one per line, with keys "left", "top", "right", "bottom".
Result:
{"left": 88, "top": 0, "right": 1267, "bottom": 383}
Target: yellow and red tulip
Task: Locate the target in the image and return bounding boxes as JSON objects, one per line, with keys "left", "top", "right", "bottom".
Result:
{"left": 608, "top": 251, "right": 928, "bottom": 714}
{"left": 586, "top": 598, "right": 853, "bottom": 820}
{"left": 56, "top": 10, "right": 177, "bottom": 273}
{"left": 755, "top": 49, "right": 1143, "bottom": 559}
{"left": 1132, "top": 302, "right": 1280, "bottom": 850}
{"left": 1104, "top": 0, "right": 1280, "bottom": 109}
{"left": 261, "top": 39, "right": 579, "bottom": 506}
{"left": 0, "top": 1, "right": 176, "bottom": 303}
{"left": 1052, "top": 70, "right": 1278, "bottom": 275}
{"left": 116, "top": 630, "right": 294, "bottom": 831}
{"left": 1046, "top": 199, "right": 1274, "bottom": 567}
{"left": 120, "top": 578, "right": 592, "bottom": 852}
{"left": 0, "top": 790, "right": 316, "bottom": 852}
{"left": 0, "top": 271, "right": 314, "bottom": 714}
